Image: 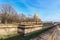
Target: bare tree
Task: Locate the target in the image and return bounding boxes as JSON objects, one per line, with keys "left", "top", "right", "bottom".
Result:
{"left": 19, "top": 13, "right": 26, "bottom": 22}
{"left": 0, "top": 4, "right": 18, "bottom": 24}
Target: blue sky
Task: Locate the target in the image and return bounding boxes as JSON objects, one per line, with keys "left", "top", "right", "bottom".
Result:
{"left": 0, "top": 0, "right": 60, "bottom": 22}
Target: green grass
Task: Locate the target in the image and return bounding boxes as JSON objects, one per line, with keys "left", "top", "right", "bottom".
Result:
{"left": 24, "top": 26, "right": 53, "bottom": 40}
{"left": 0, "top": 26, "right": 54, "bottom": 40}
{"left": 0, "top": 34, "right": 20, "bottom": 39}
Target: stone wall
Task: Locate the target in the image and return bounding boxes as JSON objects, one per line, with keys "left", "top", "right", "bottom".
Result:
{"left": 18, "top": 25, "right": 43, "bottom": 35}
{"left": 0, "top": 24, "right": 18, "bottom": 35}
{"left": 0, "top": 22, "right": 43, "bottom": 35}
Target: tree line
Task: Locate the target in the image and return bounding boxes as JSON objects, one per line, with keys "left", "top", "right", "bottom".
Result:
{"left": 0, "top": 4, "right": 41, "bottom": 24}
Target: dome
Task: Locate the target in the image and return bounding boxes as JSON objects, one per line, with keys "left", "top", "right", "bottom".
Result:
{"left": 34, "top": 13, "right": 39, "bottom": 19}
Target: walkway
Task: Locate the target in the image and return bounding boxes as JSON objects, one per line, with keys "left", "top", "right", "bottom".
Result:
{"left": 57, "top": 28, "right": 60, "bottom": 40}
{"left": 30, "top": 27, "right": 55, "bottom": 40}
{"left": 56, "top": 24, "right": 60, "bottom": 40}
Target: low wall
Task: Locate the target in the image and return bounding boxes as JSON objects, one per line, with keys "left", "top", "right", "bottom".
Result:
{"left": 0, "top": 24, "right": 18, "bottom": 35}
{"left": 18, "top": 25, "right": 43, "bottom": 35}
{"left": 0, "top": 24, "right": 43, "bottom": 35}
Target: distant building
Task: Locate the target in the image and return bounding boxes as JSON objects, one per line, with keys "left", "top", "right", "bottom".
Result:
{"left": 18, "top": 13, "right": 43, "bottom": 35}
{"left": 34, "top": 13, "right": 41, "bottom": 22}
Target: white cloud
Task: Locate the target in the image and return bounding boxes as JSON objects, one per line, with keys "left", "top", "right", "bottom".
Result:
{"left": 43, "top": 12, "right": 60, "bottom": 22}
{"left": 19, "top": 0, "right": 60, "bottom": 22}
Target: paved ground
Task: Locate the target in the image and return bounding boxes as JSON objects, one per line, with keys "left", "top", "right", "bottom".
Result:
{"left": 57, "top": 27, "right": 60, "bottom": 40}
{"left": 57, "top": 25, "right": 60, "bottom": 40}
{"left": 30, "top": 28, "right": 54, "bottom": 40}
{"left": 57, "top": 30, "right": 60, "bottom": 40}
